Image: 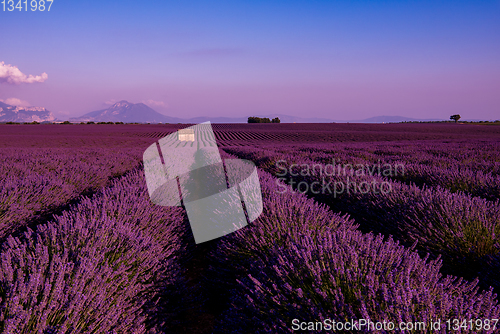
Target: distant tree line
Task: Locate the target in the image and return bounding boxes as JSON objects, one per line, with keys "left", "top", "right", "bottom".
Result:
{"left": 248, "top": 116, "right": 280, "bottom": 123}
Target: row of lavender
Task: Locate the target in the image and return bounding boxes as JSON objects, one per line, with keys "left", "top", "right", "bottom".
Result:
{"left": 224, "top": 145, "right": 500, "bottom": 292}
{"left": 289, "top": 139, "right": 500, "bottom": 174}
{"left": 0, "top": 145, "right": 498, "bottom": 332}
{"left": 0, "top": 169, "right": 189, "bottom": 333}
{"left": 268, "top": 139, "right": 500, "bottom": 201}
{"left": 208, "top": 151, "right": 500, "bottom": 333}
{"left": 0, "top": 148, "right": 142, "bottom": 240}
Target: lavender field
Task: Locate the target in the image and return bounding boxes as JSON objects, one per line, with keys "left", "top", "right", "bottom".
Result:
{"left": 1, "top": 123, "right": 500, "bottom": 333}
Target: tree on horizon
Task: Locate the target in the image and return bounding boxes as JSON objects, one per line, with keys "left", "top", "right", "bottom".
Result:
{"left": 450, "top": 114, "right": 461, "bottom": 123}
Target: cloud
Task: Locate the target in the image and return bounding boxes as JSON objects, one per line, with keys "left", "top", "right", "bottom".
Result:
{"left": 0, "top": 97, "right": 31, "bottom": 107}
{"left": 142, "top": 99, "right": 167, "bottom": 108}
{"left": 0, "top": 61, "right": 48, "bottom": 84}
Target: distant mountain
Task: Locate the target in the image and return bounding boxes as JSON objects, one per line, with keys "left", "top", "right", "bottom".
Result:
{"left": 70, "top": 100, "right": 184, "bottom": 123}
{"left": 0, "top": 102, "right": 57, "bottom": 122}
{"left": 69, "top": 102, "right": 338, "bottom": 123}
{"left": 355, "top": 115, "right": 442, "bottom": 123}
{"left": 67, "top": 102, "right": 450, "bottom": 124}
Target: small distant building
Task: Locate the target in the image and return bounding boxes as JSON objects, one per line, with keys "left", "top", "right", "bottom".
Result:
{"left": 178, "top": 128, "right": 195, "bottom": 141}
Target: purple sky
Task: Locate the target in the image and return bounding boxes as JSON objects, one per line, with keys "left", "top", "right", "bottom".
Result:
{"left": 1, "top": 0, "right": 499, "bottom": 121}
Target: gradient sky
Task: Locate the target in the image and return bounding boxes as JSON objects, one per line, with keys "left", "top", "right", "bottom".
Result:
{"left": 1, "top": 0, "right": 499, "bottom": 120}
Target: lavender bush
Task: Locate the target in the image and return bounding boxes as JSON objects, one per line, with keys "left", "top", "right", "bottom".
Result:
{"left": 0, "top": 169, "right": 187, "bottom": 333}
{"left": 267, "top": 140, "right": 500, "bottom": 200}
{"left": 211, "top": 151, "right": 500, "bottom": 333}
{"left": 215, "top": 150, "right": 358, "bottom": 256}
{"left": 219, "top": 230, "right": 500, "bottom": 333}
{"left": 279, "top": 139, "right": 500, "bottom": 176}
{"left": 390, "top": 164, "right": 500, "bottom": 201}
{"left": 0, "top": 148, "right": 141, "bottom": 240}
{"left": 1, "top": 125, "right": 499, "bottom": 333}
{"left": 224, "top": 145, "right": 500, "bottom": 291}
